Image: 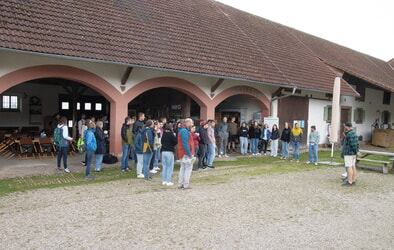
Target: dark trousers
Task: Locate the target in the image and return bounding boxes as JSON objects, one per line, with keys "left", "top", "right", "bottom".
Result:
{"left": 57, "top": 146, "right": 69, "bottom": 169}
{"left": 198, "top": 144, "right": 207, "bottom": 169}
{"left": 261, "top": 139, "right": 268, "bottom": 153}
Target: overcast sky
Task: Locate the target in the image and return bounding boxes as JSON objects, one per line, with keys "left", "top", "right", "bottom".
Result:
{"left": 216, "top": 0, "right": 393, "bottom": 62}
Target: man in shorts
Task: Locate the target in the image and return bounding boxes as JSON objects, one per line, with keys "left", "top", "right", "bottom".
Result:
{"left": 342, "top": 122, "right": 361, "bottom": 187}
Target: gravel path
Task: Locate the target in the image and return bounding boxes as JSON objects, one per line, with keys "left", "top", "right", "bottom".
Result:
{"left": 0, "top": 165, "right": 393, "bottom": 249}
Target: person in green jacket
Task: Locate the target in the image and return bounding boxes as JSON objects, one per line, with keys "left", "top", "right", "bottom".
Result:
{"left": 342, "top": 122, "right": 361, "bottom": 187}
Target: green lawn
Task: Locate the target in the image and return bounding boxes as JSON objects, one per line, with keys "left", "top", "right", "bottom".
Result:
{"left": 0, "top": 150, "right": 392, "bottom": 197}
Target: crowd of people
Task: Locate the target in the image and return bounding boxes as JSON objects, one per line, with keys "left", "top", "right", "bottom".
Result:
{"left": 52, "top": 112, "right": 360, "bottom": 188}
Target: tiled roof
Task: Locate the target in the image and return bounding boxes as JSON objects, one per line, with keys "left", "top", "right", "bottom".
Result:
{"left": 1, "top": 0, "right": 391, "bottom": 95}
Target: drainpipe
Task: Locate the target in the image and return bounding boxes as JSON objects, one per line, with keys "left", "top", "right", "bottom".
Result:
{"left": 270, "top": 87, "right": 297, "bottom": 116}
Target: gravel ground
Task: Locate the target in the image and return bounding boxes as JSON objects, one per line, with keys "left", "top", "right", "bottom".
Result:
{"left": 0, "top": 164, "right": 393, "bottom": 249}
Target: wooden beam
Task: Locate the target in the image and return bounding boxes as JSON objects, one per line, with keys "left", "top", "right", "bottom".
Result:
{"left": 211, "top": 78, "right": 224, "bottom": 93}
{"left": 121, "top": 67, "right": 133, "bottom": 85}
{"left": 271, "top": 87, "right": 283, "bottom": 98}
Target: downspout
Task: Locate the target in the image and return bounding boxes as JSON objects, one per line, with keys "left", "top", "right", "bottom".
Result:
{"left": 270, "top": 87, "right": 297, "bottom": 116}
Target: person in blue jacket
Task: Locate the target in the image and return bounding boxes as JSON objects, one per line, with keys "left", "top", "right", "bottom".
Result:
{"left": 260, "top": 124, "right": 271, "bottom": 155}
{"left": 85, "top": 122, "right": 97, "bottom": 180}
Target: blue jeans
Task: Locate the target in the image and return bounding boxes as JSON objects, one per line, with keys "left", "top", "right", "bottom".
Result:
{"left": 292, "top": 142, "right": 300, "bottom": 160}
{"left": 143, "top": 152, "right": 153, "bottom": 179}
{"left": 161, "top": 151, "right": 174, "bottom": 183}
{"left": 251, "top": 138, "right": 259, "bottom": 154}
{"left": 219, "top": 137, "right": 228, "bottom": 155}
{"left": 121, "top": 145, "right": 131, "bottom": 169}
{"left": 308, "top": 144, "right": 318, "bottom": 163}
{"left": 207, "top": 143, "right": 215, "bottom": 167}
{"left": 85, "top": 149, "right": 95, "bottom": 176}
{"left": 57, "top": 146, "right": 69, "bottom": 169}
{"left": 153, "top": 148, "right": 161, "bottom": 168}
{"left": 95, "top": 154, "right": 103, "bottom": 171}
{"left": 239, "top": 136, "right": 248, "bottom": 154}
{"left": 281, "top": 141, "right": 289, "bottom": 158}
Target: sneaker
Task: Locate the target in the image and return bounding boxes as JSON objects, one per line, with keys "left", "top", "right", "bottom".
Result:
{"left": 64, "top": 168, "right": 71, "bottom": 173}
{"left": 121, "top": 169, "right": 128, "bottom": 173}
{"left": 314, "top": 163, "right": 318, "bottom": 166}
{"left": 207, "top": 166, "right": 215, "bottom": 169}
{"left": 341, "top": 173, "right": 348, "bottom": 177}
{"left": 306, "top": 161, "right": 311, "bottom": 164}
{"left": 257, "top": 153, "right": 261, "bottom": 155}
{"left": 166, "top": 182, "right": 174, "bottom": 186}
{"left": 57, "top": 167, "right": 62, "bottom": 171}
{"left": 162, "top": 182, "right": 167, "bottom": 186}
{"left": 341, "top": 177, "right": 348, "bottom": 182}
{"left": 341, "top": 182, "right": 353, "bottom": 187}
{"left": 81, "top": 162, "right": 86, "bottom": 166}
{"left": 224, "top": 154, "right": 229, "bottom": 158}
{"left": 153, "top": 167, "right": 160, "bottom": 171}
{"left": 85, "top": 175, "right": 95, "bottom": 180}
{"left": 183, "top": 186, "right": 192, "bottom": 189}
{"left": 218, "top": 154, "right": 222, "bottom": 158}
{"left": 145, "top": 178, "right": 152, "bottom": 181}
{"left": 125, "top": 167, "right": 131, "bottom": 171}
{"left": 150, "top": 169, "right": 157, "bottom": 174}
{"left": 296, "top": 160, "right": 300, "bottom": 163}
{"left": 94, "top": 169, "right": 102, "bottom": 172}
{"left": 264, "top": 153, "right": 267, "bottom": 156}
{"left": 137, "top": 174, "right": 145, "bottom": 178}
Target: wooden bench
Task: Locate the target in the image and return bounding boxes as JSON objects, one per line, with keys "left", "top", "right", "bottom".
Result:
{"left": 357, "top": 150, "right": 394, "bottom": 174}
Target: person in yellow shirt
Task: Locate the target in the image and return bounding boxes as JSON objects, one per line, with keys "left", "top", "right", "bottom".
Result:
{"left": 290, "top": 122, "right": 303, "bottom": 162}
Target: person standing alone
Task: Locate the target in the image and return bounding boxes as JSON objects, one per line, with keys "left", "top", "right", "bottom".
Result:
{"left": 342, "top": 122, "right": 361, "bottom": 187}
{"left": 307, "top": 125, "right": 320, "bottom": 165}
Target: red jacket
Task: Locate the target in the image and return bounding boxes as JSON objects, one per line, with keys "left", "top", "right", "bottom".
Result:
{"left": 177, "top": 125, "right": 195, "bottom": 159}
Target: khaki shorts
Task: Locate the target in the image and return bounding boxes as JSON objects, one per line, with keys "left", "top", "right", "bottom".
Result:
{"left": 344, "top": 155, "right": 357, "bottom": 167}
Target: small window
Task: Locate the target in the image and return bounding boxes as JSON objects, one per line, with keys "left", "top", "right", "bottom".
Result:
{"left": 383, "top": 91, "right": 391, "bottom": 105}
{"left": 77, "top": 102, "right": 81, "bottom": 110}
{"left": 354, "top": 108, "right": 365, "bottom": 124}
{"left": 1, "top": 95, "right": 20, "bottom": 111}
{"left": 95, "top": 103, "right": 102, "bottom": 111}
{"left": 84, "top": 103, "right": 91, "bottom": 110}
{"left": 61, "top": 102, "right": 69, "bottom": 110}
{"left": 324, "top": 106, "right": 332, "bottom": 122}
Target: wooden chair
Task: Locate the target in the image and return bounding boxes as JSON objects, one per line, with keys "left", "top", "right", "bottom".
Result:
{"left": 18, "top": 138, "right": 37, "bottom": 159}
{"left": 1, "top": 137, "right": 19, "bottom": 159}
{"left": 38, "top": 137, "right": 56, "bottom": 158}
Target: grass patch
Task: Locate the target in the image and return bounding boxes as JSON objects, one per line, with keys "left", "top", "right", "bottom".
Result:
{"left": 0, "top": 150, "right": 390, "bottom": 197}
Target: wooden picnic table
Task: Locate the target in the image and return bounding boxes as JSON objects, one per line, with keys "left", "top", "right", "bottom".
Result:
{"left": 358, "top": 149, "right": 394, "bottom": 174}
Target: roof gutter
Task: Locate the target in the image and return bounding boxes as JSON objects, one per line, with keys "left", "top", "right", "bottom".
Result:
{"left": 270, "top": 87, "right": 297, "bottom": 116}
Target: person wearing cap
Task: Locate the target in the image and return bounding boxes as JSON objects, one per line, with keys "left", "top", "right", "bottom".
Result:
{"left": 342, "top": 122, "right": 361, "bottom": 187}
{"left": 197, "top": 121, "right": 209, "bottom": 170}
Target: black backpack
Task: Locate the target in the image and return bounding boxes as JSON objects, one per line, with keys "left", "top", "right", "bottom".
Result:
{"left": 103, "top": 154, "right": 118, "bottom": 164}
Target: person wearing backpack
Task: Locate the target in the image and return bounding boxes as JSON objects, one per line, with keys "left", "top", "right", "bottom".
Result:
{"left": 141, "top": 120, "right": 154, "bottom": 181}
{"left": 85, "top": 122, "right": 97, "bottom": 180}
{"left": 55, "top": 116, "right": 73, "bottom": 173}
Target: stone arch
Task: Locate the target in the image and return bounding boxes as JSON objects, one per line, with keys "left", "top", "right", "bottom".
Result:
{"left": 0, "top": 65, "right": 122, "bottom": 102}
{"left": 212, "top": 85, "right": 270, "bottom": 117}
{"left": 0, "top": 65, "right": 126, "bottom": 155}
{"left": 124, "top": 76, "right": 211, "bottom": 118}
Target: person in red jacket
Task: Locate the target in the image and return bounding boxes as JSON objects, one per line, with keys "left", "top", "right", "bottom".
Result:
{"left": 177, "top": 118, "right": 195, "bottom": 189}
